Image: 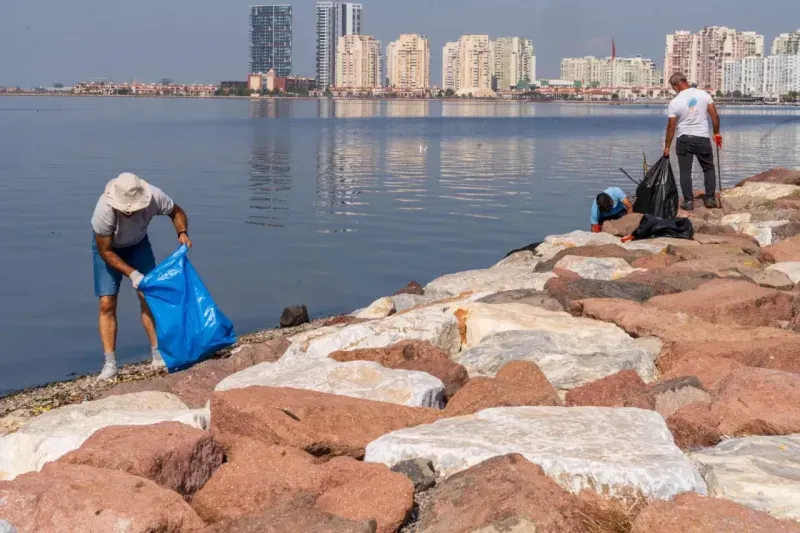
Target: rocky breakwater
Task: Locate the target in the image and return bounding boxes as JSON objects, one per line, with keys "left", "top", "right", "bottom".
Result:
{"left": 3, "top": 168, "right": 800, "bottom": 532}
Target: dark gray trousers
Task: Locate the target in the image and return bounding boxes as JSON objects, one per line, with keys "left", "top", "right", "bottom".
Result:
{"left": 676, "top": 135, "right": 716, "bottom": 199}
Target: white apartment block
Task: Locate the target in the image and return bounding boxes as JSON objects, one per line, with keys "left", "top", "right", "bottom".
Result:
{"left": 722, "top": 60, "right": 742, "bottom": 95}
{"left": 560, "top": 56, "right": 656, "bottom": 88}
{"left": 386, "top": 34, "right": 431, "bottom": 90}
{"left": 722, "top": 57, "right": 765, "bottom": 96}
{"left": 492, "top": 37, "right": 536, "bottom": 91}
{"left": 457, "top": 35, "right": 493, "bottom": 95}
{"left": 336, "top": 34, "right": 381, "bottom": 89}
{"left": 664, "top": 27, "right": 764, "bottom": 91}
{"left": 442, "top": 42, "right": 461, "bottom": 91}
{"left": 316, "top": 2, "right": 363, "bottom": 88}
{"left": 763, "top": 54, "right": 800, "bottom": 98}
{"left": 772, "top": 30, "right": 800, "bottom": 55}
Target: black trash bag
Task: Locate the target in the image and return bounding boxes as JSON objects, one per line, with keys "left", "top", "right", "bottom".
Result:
{"left": 632, "top": 214, "right": 694, "bottom": 240}
{"left": 504, "top": 242, "right": 543, "bottom": 258}
{"left": 633, "top": 156, "right": 679, "bottom": 219}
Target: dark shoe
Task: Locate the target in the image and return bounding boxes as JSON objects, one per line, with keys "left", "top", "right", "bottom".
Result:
{"left": 681, "top": 200, "right": 694, "bottom": 211}
{"left": 704, "top": 196, "right": 718, "bottom": 209}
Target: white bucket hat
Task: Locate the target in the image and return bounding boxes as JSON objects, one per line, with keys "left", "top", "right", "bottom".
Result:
{"left": 104, "top": 173, "right": 152, "bottom": 215}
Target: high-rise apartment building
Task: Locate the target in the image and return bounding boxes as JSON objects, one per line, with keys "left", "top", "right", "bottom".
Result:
{"left": 664, "top": 27, "right": 764, "bottom": 91}
{"left": 336, "top": 35, "right": 381, "bottom": 89}
{"left": 763, "top": 54, "right": 800, "bottom": 98}
{"left": 250, "top": 5, "right": 293, "bottom": 77}
{"left": 457, "top": 35, "right": 493, "bottom": 95}
{"left": 386, "top": 34, "right": 430, "bottom": 90}
{"left": 442, "top": 42, "right": 461, "bottom": 91}
{"left": 492, "top": 37, "right": 536, "bottom": 90}
{"left": 772, "top": 30, "right": 800, "bottom": 55}
{"left": 722, "top": 60, "right": 742, "bottom": 95}
{"left": 316, "top": 2, "right": 363, "bottom": 88}
{"left": 560, "top": 56, "right": 656, "bottom": 88}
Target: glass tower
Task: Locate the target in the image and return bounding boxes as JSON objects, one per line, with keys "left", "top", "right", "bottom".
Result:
{"left": 250, "top": 5, "right": 293, "bottom": 77}
{"left": 316, "top": 2, "right": 363, "bottom": 88}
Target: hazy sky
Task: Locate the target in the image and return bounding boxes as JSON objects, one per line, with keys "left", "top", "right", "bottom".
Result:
{"left": 1, "top": 0, "right": 795, "bottom": 86}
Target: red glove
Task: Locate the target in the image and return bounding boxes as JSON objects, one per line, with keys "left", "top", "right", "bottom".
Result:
{"left": 714, "top": 134, "right": 723, "bottom": 148}
{"left": 621, "top": 236, "right": 635, "bottom": 243}
{"left": 591, "top": 224, "right": 602, "bottom": 233}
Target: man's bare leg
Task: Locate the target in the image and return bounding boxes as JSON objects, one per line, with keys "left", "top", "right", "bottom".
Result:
{"left": 138, "top": 292, "right": 165, "bottom": 369}
{"left": 98, "top": 296, "right": 119, "bottom": 379}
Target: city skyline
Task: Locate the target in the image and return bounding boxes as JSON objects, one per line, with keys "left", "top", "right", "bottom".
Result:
{"left": 3, "top": 0, "right": 797, "bottom": 87}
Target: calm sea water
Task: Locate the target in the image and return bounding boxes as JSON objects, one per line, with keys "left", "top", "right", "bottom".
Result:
{"left": 1, "top": 97, "right": 799, "bottom": 393}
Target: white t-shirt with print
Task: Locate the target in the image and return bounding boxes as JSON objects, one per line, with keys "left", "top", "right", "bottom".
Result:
{"left": 91, "top": 185, "right": 175, "bottom": 248}
{"left": 667, "top": 88, "right": 713, "bottom": 139}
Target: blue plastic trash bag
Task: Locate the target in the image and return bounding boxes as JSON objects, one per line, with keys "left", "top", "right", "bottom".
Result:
{"left": 138, "top": 245, "right": 236, "bottom": 372}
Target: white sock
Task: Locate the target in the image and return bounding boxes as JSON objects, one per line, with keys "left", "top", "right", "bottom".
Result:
{"left": 104, "top": 351, "right": 116, "bottom": 364}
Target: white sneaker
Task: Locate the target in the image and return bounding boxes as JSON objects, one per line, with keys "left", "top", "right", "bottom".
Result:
{"left": 97, "top": 361, "right": 118, "bottom": 381}
{"left": 150, "top": 351, "right": 167, "bottom": 370}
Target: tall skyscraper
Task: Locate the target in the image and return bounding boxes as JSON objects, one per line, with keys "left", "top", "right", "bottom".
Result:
{"left": 316, "top": 2, "right": 363, "bottom": 88}
{"left": 772, "top": 30, "right": 800, "bottom": 55}
{"left": 386, "top": 34, "right": 431, "bottom": 90}
{"left": 457, "top": 35, "right": 493, "bottom": 95}
{"left": 664, "top": 27, "right": 764, "bottom": 90}
{"left": 442, "top": 42, "right": 461, "bottom": 91}
{"left": 250, "top": 5, "right": 293, "bottom": 77}
{"left": 492, "top": 37, "right": 536, "bottom": 90}
{"left": 336, "top": 35, "right": 381, "bottom": 89}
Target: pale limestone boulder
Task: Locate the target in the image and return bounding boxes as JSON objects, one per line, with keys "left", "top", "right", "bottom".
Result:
{"left": 0, "top": 520, "right": 16, "bottom": 533}
{"left": 554, "top": 256, "right": 642, "bottom": 280}
{"left": 691, "top": 435, "right": 800, "bottom": 520}
{"left": 766, "top": 262, "right": 800, "bottom": 284}
{"left": 0, "top": 392, "right": 209, "bottom": 480}
{"left": 533, "top": 231, "right": 669, "bottom": 261}
{"left": 423, "top": 268, "right": 555, "bottom": 299}
{"left": 282, "top": 307, "right": 462, "bottom": 360}
{"left": 492, "top": 251, "right": 540, "bottom": 269}
{"left": 365, "top": 406, "right": 706, "bottom": 500}
{"left": 391, "top": 293, "right": 435, "bottom": 313}
{"left": 214, "top": 356, "right": 446, "bottom": 408}
{"left": 724, "top": 183, "right": 800, "bottom": 205}
{"left": 455, "top": 330, "right": 658, "bottom": 392}
{"left": 447, "top": 302, "right": 652, "bottom": 352}
{"left": 744, "top": 221, "right": 790, "bottom": 246}
{"left": 353, "top": 297, "right": 396, "bottom": 319}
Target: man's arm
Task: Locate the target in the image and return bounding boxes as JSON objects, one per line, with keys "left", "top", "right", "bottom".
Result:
{"left": 708, "top": 103, "right": 720, "bottom": 135}
{"left": 169, "top": 204, "right": 192, "bottom": 247}
{"left": 96, "top": 234, "right": 136, "bottom": 277}
{"left": 664, "top": 117, "right": 677, "bottom": 157}
{"left": 622, "top": 197, "right": 633, "bottom": 213}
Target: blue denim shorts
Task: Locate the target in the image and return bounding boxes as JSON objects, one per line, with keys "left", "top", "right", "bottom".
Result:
{"left": 92, "top": 235, "right": 156, "bottom": 297}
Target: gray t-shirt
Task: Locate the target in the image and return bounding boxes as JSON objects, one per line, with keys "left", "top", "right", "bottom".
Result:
{"left": 91, "top": 185, "right": 175, "bottom": 248}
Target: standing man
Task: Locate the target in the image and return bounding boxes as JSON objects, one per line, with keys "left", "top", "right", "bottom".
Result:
{"left": 663, "top": 72, "right": 723, "bottom": 210}
{"left": 91, "top": 173, "right": 191, "bottom": 380}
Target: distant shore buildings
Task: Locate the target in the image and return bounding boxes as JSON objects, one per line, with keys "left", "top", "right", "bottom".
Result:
{"left": 250, "top": 5, "right": 293, "bottom": 78}
{"left": 386, "top": 34, "right": 431, "bottom": 92}
{"left": 316, "top": 2, "right": 363, "bottom": 89}
{"left": 560, "top": 55, "right": 657, "bottom": 89}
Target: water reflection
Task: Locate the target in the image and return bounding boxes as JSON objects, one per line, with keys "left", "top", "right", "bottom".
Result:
{"left": 248, "top": 120, "right": 291, "bottom": 228}
{"left": 385, "top": 137, "right": 429, "bottom": 209}
{"left": 441, "top": 102, "right": 537, "bottom": 118}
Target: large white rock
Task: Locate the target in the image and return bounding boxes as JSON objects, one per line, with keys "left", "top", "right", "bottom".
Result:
{"left": 691, "top": 435, "right": 800, "bottom": 521}
{"left": 391, "top": 293, "right": 437, "bottom": 313}
{"left": 0, "top": 392, "right": 209, "bottom": 481}
{"left": 533, "top": 231, "right": 669, "bottom": 261}
{"left": 766, "top": 262, "right": 800, "bottom": 284}
{"left": 554, "top": 256, "right": 642, "bottom": 281}
{"left": 353, "top": 296, "right": 396, "bottom": 319}
{"left": 455, "top": 330, "right": 658, "bottom": 391}
{"left": 365, "top": 406, "right": 706, "bottom": 500}
{"left": 492, "top": 250, "right": 541, "bottom": 269}
{"left": 446, "top": 302, "right": 655, "bottom": 354}
{"left": 424, "top": 268, "right": 555, "bottom": 299}
{"left": 215, "top": 356, "right": 446, "bottom": 408}
{"left": 283, "top": 306, "right": 462, "bottom": 360}
{"left": 725, "top": 183, "right": 800, "bottom": 205}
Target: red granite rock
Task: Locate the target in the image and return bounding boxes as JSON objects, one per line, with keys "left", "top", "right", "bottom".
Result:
{"left": 192, "top": 439, "right": 412, "bottom": 533}
{"left": 621, "top": 268, "right": 720, "bottom": 295}
{"left": 645, "top": 279, "right": 796, "bottom": 327}
{"left": 200, "top": 505, "right": 378, "bottom": 533}
{"left": 660, "top": 355, "right": 745, "bottom": 391}
{"left": 736, "top": 167, "right": 800, "bottom": 187}
{"left": 330, "top": 341, "right": 469, "bottom": 400}
{"left": 774, "top": 195, "right": 800, "bottom": 210}
{"left": 537, "top": 244, "right": 650, "bottom": 272}
{"left": 415, "top": 454, "right": 623, "bottom": 533}
{"left": 58, "top": 422, "right": 224, "bottom": 496}
{"left": 210, "top": 386, "right": 440, "bottom": 459}
{"left": 762, "top": 234, "right": 800, "bottom": 263}
{"left": 564, "top": 370, "right": 650, "bottom": 409}
{"left": 630, "top": 254, "right": 679, "bottom": 270}
{"left": 102, "top": 338, "right": 291, "bottom": 408}
{"left": 660, "top": 337, "right": 800, "bottom": 374}
{"left": 644, "top": 377, "right": 710, "bottom": 419}
{"left": 692, "top": 233, "right": 761, "bottom": 253}
{"left": 393, "top": 281, "right": 425, "bottom": 296}
{"left": 545, "top": 276, "right": 658, "bottom": 315}
{"left": 631, "top": 492, "right": 800, "bottom": 533}
{"left": 444, "top": 361, "right": 561, "bottom": 417}
{"left": 666, "top": 402, "right": 723, "bottom": 450}
{"left": 0, "top": 462, "right": 205, "bottom": 533}
{"left": 601, "top": 213, "right": 643, "bottom": 237}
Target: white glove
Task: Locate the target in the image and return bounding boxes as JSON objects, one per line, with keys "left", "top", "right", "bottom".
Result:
{"left": 130, "top": 270, "right": 145, "bottom": 289}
